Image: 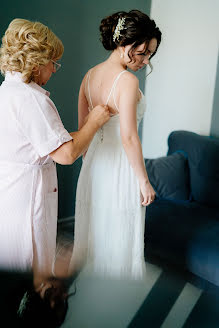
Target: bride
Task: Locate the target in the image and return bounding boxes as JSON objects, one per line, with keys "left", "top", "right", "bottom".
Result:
{"left": 69, "top": 10, "right": 161, "bottom": 279}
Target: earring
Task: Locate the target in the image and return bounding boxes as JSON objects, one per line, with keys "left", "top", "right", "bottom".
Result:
{"left": 120, "top": 53, "right": 124, "bottom": 59}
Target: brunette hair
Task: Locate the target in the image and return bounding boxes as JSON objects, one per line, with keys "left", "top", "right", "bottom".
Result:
{"left": 100, "top": 9, "right": 161, "bottom": 60}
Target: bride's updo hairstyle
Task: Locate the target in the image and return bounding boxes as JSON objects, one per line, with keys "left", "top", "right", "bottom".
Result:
{"left": 100, "top": 9, "right": 161, "bottom": 61}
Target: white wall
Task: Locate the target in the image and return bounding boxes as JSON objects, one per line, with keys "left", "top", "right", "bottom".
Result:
{"left": 142, "top": 0, "right": 219, "bottom": 158}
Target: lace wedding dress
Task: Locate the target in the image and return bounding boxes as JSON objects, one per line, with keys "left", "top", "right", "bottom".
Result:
{"left": 69, "top": 70, "right": 147, "bottom": 279}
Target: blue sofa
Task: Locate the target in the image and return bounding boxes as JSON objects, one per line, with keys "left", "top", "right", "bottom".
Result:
{"left": 144, "top": 130, "right": 219, "bottom": 287}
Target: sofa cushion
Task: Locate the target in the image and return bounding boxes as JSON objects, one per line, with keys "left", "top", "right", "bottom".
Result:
{"left": 168, "top": 131, "right": 219, "bottom": 208}
{"left": 145, "top": 152, "right": 190, "bottom": 201}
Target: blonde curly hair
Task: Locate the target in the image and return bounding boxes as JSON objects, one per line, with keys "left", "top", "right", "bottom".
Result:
{"left": 0, "top": 18, "right": 64, "bottom": 83}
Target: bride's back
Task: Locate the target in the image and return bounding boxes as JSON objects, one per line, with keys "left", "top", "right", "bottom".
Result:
{"left": 84, "top": 62, "right": 128, "bottom": 113}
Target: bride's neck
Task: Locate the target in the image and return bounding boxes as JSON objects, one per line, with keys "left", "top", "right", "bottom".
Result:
{"left": 106, "top": 50, "right": 127, "bottom": 70}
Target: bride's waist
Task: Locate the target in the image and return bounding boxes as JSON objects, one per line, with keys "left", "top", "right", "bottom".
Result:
{"left": 94, "top": 126, "right": 121, "bottom": 143}
{"left": 93, "top": 118, "right": 140, "bottom": 144}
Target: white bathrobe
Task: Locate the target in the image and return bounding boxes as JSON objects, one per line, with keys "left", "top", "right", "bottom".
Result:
{"left": 0, "top": 71, "right": 72, "bottom": 275}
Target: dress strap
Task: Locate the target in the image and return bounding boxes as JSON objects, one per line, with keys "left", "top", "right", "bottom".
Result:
{"left": 105, "top": 70, "right": 127, "bottom": 109}
{"left": 86, "top": 69, "right": 94, "bottom": 110}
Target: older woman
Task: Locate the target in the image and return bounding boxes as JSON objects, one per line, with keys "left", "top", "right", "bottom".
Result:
{"left": 0, "top": 18, "right": 111, "bottom": 282}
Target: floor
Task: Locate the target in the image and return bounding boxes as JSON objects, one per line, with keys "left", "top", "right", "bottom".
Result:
{"left": 1, "top": 218, "right": 219, "bottom": 328}
{"left": 57, "top": 218, "right": 219, "bottom": 328}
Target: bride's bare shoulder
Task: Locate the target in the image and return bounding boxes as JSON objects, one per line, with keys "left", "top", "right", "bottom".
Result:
{"left": 82, "top": 63, "right": 104, "bottom": 83}
{"left": 81, "top": 65, "right": 97, "bottom": 87}
{"left": 122, "top": 71, "right": 138, "bottom": 83}
{"left": 118, "top": 71, "right": 139, "bottom": 92}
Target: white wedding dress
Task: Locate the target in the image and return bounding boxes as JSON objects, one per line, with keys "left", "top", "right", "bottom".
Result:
{"left": 69, "top": 70, "right": 147, "bottom": 279}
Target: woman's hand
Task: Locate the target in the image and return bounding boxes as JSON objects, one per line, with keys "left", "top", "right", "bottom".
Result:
{"left": 87, "top": 105, "right": 110, "bottom": 128}
{"left": 87, "top": 105, "right": 118, "bottom": 128}
{"left": 140, "top": 179, "right": 156, "bottom": 206}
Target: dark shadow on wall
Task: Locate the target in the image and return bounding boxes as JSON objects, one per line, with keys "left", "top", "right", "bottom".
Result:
{"left": 210, "top": 51, "right": 219, "bottom": 138}
{"left": 0, "top": 0, "right": 151, "bottom": 219}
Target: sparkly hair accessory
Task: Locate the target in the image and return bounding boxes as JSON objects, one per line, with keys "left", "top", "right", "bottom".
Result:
{"left": 113, "top": 17, "right": 127, "bottom": 42}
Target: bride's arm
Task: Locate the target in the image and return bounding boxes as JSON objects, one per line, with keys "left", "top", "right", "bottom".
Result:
{"left": 78, "top": 74, "right": 89, "bottom": 130}
{"left": 77, "top": 74, "right": 90, "bottom": 159}
{"left": 118, "top": 73, "right": 155, "bottom": 206}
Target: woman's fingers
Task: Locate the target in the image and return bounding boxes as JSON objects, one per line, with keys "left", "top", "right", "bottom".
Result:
{"left": 140, "top": 181, "right": 156, "bottom": 206}
{"left": 141, "top": 193, "right": 155, "bottom": 206}
{"left": 108, "top": 106, "right": 118, "bottom": 115}
{"left": 141, "top": 195, "right": 149, "bottom": 206}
